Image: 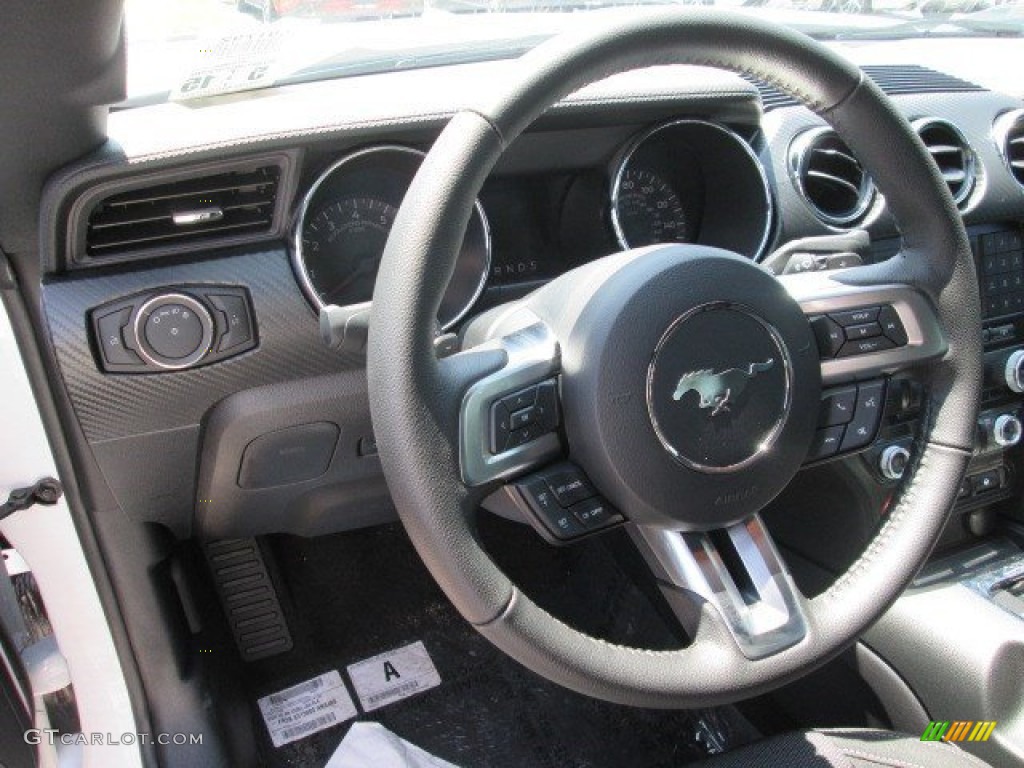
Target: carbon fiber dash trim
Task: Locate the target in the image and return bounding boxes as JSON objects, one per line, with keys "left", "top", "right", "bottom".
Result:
{"left": 43, "top": 247, "right": 358, "bottom": 442}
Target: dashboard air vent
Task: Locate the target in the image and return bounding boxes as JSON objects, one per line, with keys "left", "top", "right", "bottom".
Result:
{"left": 789, "top": 127, "right": 875, "bottom": 228}
{"left": 913, "top": 118, "right": 975, "bottom": 208}
{"left": 83, "top": 164, "right": 281, "bottom": 261}
{"left": 995, "top": 109, "right": 1024, "bottom": 188}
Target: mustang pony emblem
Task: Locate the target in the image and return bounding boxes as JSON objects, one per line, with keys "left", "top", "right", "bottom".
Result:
{"left": 672, "top": 359, "right": 775, "bottom": 416}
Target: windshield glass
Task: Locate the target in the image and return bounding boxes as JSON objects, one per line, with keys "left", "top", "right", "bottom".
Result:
{"left": 124, "top": 0, "right": 1024, "bottom": 103}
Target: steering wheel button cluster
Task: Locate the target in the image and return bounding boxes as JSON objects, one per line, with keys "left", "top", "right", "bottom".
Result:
{"left": 807, "top": 379, "right": 888, "bottom": 462}
{"left": 489, "top": 379, "right": 561, "bottom": 455}
{"left": 812, "top": 305, "right": 908, "bottom": 359}
{"left": 513, "top": 463, "right": 622, "bottom": 543}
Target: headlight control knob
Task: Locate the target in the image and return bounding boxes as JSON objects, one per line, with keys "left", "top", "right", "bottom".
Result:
{"left": 133, "top": 293, "right": 214, "bottom": 370}
{"left": 879, "top": 445, "right": 911, "bottom": 481}
{"left": 994, "top": 413, "right": 1023, "bottom": 448}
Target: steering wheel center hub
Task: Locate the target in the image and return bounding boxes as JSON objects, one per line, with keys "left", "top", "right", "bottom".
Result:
{"left": 647, "top": 304, "right": 793, "bottom": 473}
{"left": 556, "top": 246, "right": 821, "bottom": 529}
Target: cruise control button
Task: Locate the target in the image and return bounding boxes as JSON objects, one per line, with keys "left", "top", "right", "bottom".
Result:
{"left": 807, "top": 426, "right": 844, "bottom": 461}
{"left": 830, "top": 307, "right": 880, "bottom": 327}
{"left": 96, "top": 308, "right": 143, "bottom": 367}
{"left": 569, "top": 497, "right": 621, "bottom": 530}
{"left": 840, "top": 381, "right": 886, "bottom": 452}
{"left": 820, "top": 386, "right": 857, "bottom": 427}
{"left": 543, "top": 466, "right": 596, "bottom": 507}
{"left": 519, "top": 478, "right": 585, "bottom": 541}
{"left": 837, "top": 336, "right": 896, "bottom": 357}
{"left": 845, "top": 322, "right": 882, "bottom": 341}
{"left": 878, "top": 305, "right": 908, "bottom": 346}
{"left": 810, "top": 315, "right": 845, "bottom": 358}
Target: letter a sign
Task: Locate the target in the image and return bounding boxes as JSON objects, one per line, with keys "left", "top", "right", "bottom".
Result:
{"left": 347, "top": 641, "right": 441, "bottom": 712}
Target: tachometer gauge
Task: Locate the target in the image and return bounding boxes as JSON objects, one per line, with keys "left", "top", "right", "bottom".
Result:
{"left": 612, "top": 168, "right": 689, "bottom": 248}
{"left": 294, "top": 146, "right": 491, "bottom": 330}
{"left": 301, "top": 196, "right": 397, "bottom": 307}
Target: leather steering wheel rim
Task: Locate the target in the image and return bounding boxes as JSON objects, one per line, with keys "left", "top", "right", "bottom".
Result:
{"left": 367, "top": 10, "right": 982, "bottom": 707}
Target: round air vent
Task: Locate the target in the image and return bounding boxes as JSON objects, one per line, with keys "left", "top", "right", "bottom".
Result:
{"left": 789, "top": 127, "right": 875, "bottom": 228}
{"left": 913, "top": 118, "right": 976, "bottom": 208}
{"left": 995, "top": 108, "right": 1024, "bottom": 188}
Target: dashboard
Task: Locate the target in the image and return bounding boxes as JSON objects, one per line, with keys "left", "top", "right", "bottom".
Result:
{"left": 35, "top": 49, "right": 1024, "bottom": 543}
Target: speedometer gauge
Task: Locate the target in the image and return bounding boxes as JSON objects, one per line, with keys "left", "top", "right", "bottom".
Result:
{"left": 294, "top": 145, "right": 491, "bottom": 330}
{"left": 613, "top": 168, "right": 689, "bottom": 248}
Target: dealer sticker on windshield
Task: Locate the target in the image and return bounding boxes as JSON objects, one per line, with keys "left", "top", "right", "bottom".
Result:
{"left": 171, "top": 30, "right": 286, "bottom": 101}
{"left": 346, "top": 641, "right": 441, "bottom": 712}
{"left": 258, "top": 670, "right": 357, "bottom": 747}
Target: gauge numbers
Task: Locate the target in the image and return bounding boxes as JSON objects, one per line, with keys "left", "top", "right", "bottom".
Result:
{"left": 614, "top": 168, "right": 689, "bottom": 249}
{"left": 301, "top": 196, "right": 397, "bottom": 306}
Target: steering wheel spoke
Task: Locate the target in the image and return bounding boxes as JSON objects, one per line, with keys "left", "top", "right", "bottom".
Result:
{"left": 778, "top": 265, "right": 948, "bottom": 386}
{"left": 631, "top": 517, "right": 808, "bottom": 659}
{"left": 457, "top": 317, "right": 564, "bottom": 487}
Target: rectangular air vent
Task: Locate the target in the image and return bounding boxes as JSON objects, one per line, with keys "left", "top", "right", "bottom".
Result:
{"left": 81, "top": 163, "right": 283, "bottom": 262}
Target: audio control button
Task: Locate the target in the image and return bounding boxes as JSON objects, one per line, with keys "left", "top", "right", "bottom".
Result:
{"left": 878, "top": 305, "right": 908, "bottom": 346}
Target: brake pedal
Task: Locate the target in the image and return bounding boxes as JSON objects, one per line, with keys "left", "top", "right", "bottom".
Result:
{"left": 205, "top": 539, "right": 293, "bottom": 662}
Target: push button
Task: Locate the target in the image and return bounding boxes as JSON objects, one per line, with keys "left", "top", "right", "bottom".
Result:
{"left": 96, "top": 308, "right": 143, "bottom": 367}
{"left": 490, "top": 402, "right": 511, "bottom": 454}
{"left": 845, "top": 322, "right": 882, "bottom": 341}
{"left": 820, "top": 386, "right": 857, "bottom": 427}
{"left": 501, "top": 386, "right": 537, "bottom": 413}
{"left": 840, "top": 380, "right": 886, "bottom": 452}
{"left": 518, "top": 478, "right": 585, "bottom": 540}
{"left": 830, "top": 307, "right": 880, "bottom": 327}
{"left": 209, "top": 294, "right": 253, "bottom": 352}
{"left": 510, "top": 407, "right": 536, "bottom": 430}
{"left": 569, "top": 497, "right": 621, "bottom": 530}
{"left": 878, "top": 305, "right": 908, "bottom": 346}
{"left": 543, "top": 465, "right": 596, "bottom": 507}
{"left": 808, "top": 425, "right": 844, "bottom": 461}
{"left": 837, "top": 336, "right": 896, "bottom": 357}
{"left": 533, "top": 380, "right": 560, "bottom": 433}
{"left": 810, "top": 315, "right": 845, "bottom": 358}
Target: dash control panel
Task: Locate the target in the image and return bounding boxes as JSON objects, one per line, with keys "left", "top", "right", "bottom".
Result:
{"left": 91, "top": 286, "right": 256, "bottom": 373}
{"left": 809, "top": 305, "right": 908, "bottom": 359}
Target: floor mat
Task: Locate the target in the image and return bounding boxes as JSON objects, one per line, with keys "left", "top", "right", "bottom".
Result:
{"left": 245, "top": 518, "right": 759, "bottom": 768}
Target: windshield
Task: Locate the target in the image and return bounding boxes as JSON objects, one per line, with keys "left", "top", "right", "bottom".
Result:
{"left": 124, "top": 0, "right": 1024, "bottom": 103}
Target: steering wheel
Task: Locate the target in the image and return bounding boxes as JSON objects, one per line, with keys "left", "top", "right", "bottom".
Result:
{"left": 367, "top": 11, "right": 982, "bottom": 707}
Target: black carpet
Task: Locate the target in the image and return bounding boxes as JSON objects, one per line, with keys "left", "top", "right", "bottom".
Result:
{"left": 244, "top": 518, "right": 759, "bottom": 768}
